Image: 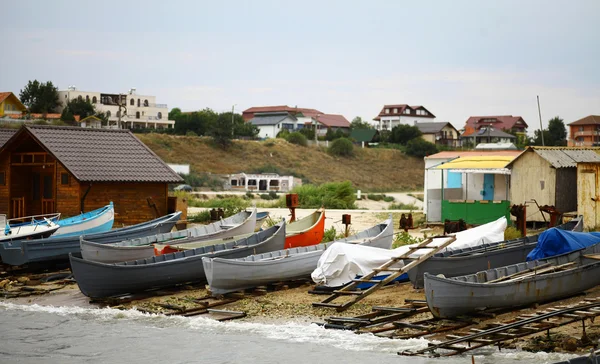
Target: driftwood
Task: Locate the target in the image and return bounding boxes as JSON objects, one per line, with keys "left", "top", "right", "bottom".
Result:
{"left": 486, "top": 262, "right": 576, "bottom": 284}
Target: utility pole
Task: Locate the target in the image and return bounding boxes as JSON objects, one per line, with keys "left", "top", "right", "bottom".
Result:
{"left": 117, "top": 94, "right": 123, "bottom": 129}
{"left": 314, "top": 114, "right": 320, "bottom": 145}
{"left": 537, "top": 95, "right": 545, "bottom": 146}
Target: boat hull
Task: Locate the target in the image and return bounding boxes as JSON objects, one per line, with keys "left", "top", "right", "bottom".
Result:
{"left": 425, "top": 241, "right": 600, "bottom": 319}
{"left": 80, "top": 240, "right": 155, "bottom": 263}
{"left": 53, "top": 204, "right": 115, "bottom": 238}
{"left": 204, "top": 217, "right": 394, "bottom": 295}
{"left": 70, "top": 221, "right": 286, "bottom": 298}
{"left": 284, "top": 210, "right": 325, "bottom": 249}
{"left": 409, "top": 217, "right": 583, "bottom": 288}
{"left": 0, "top": 212, "right": 181, "bottom": 266}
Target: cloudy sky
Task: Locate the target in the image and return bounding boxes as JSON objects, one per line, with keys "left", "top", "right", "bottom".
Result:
{"left": 2, "top": 0, "right": 599, "bottom": 132}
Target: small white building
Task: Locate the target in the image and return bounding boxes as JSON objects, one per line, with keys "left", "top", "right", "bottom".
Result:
{"left": 424, "top": 150, "right": 521, "bottom": 223}
{"left": 249, "top": 112, "right": 299, "bottom": 139}
{"left": 373, "top": 104, "right": 435, "bottom": 131}
{"left": 56, "top": 87, "right": 175, "bottom": 129}
{"left": 226, "top": 173, "right": 301, "bottom": 192}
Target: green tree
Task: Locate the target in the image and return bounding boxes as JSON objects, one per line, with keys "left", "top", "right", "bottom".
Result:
{"left": 19, "top": 80, "right": 60, "bottom": 114}
{"left": 405, "top": 138, "right": 438, "bottom": 157}
{"left": 390, "top": 124, "right": 422, "bottom": 144}
{"left": 548, "top": 116, "right": 567, "bottom": 146}
{"left": 350, "top": 116, "right": 372, "bottom": 130}
{"left": 286, "top": 131, "right": 308, "bottom": 146}
{"left": 208, "top": 111, "right": 234, "bottom": 148}
{"left": 531, "top": 117, "right": 567, "bottom": 146}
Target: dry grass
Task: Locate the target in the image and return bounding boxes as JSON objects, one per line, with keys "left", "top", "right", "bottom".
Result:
{"left": 137, "top": 134, "right": 424, "bottom": 191}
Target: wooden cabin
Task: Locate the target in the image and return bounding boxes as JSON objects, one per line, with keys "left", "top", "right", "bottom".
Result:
{"left": 0, "top": 125, "right": 182, "bottom": 225}
{"left": 507, "top": 146, "right": 600, "bottom": 222}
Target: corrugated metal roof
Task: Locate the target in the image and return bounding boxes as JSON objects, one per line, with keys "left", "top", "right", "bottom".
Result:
{"left": 434, "top": 156, "right": 516, "bottom": 170}
{"left": 533, "top": 149, "right": 600, "bottom": 168}
{"left": 11, "top": 125, "right": 184, "bottom": 183}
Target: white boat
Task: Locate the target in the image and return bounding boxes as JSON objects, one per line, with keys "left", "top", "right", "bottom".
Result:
{"left": 0, "top": 215, "right": 60, "bottom": 243}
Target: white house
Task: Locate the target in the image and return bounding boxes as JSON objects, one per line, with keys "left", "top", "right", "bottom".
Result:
{"left": 249, "top": 112, "right": 298, "bottom": 139}
{"left": 373, "top": 104, "right": 435, "bottom": 131}
{"left": 226, "top": 172, "right": 301, "bottom": 192}
{"left": 56, "top": 87, "right": 175, "bottom": 129}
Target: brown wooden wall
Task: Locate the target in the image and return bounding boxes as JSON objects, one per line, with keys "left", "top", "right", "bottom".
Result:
{"left": 0, "top": 156, "right": 9, "bottom": 214}
{"left": 79, "top": 182, "right": 168, "bottom": 226}
{"left": 55, "top": 163, "right": 81, "bottom": 217}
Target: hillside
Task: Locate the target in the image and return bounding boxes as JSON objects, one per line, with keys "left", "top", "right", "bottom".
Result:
{"left": 137, "top": 134, "right": 424, "bottom": 191}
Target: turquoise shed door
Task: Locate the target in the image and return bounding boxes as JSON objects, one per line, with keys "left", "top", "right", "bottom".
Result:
{"left": 482, "top": 174, "right": 495, "bottom": 201}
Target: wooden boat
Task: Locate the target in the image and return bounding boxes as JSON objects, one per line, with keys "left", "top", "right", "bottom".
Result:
{"left": 203, "top": 216, "right": 394, "bottom": 295}
{"left": 256, "top": 211, "right": 270, "bottom": 227}
{"left": 69, "top": 221, "right": 286, "bottom": 298}
{"left": 0, "top": 214, "right": 60, "bottom": 242}
{"left": 284, "top": 209, "right": 325, "bottom": 249}
{"left": 551, "top": 349, "right": 600, "bottom": 364}
{"left": 52, "top": 203, "right": 115, "bottom": 238}
{"left": 408, "top": 216, "right": 583, "bottom": 288}
{"left": 0, "top": 212, "right": 181, "bottom": 266}
{"left": 424, "top": 239, "right": 600, "bottom": 319}
{"left": 82, "top": 209, "right": 257, "bottom": 262}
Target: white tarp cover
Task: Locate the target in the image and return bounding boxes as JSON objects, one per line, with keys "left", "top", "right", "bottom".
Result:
{"left": 311, "top": 216, "right": 507, "bottom": 287}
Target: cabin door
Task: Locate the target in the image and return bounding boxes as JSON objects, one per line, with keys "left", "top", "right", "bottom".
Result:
{"left": 482, "top": 174, "right": 495, "bottom": 201}
{"left": 33, "top": 172, "right": 55, "bottom": 214}
{"left": 580, "top": 169, "right": 598, "bottom": 230}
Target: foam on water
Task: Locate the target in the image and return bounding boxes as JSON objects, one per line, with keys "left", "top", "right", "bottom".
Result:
{"left": 0, "top": 301, "right": 588, "bottom": 363}
{"left": 0, "top": 301, "right": 429, "bottom": 354}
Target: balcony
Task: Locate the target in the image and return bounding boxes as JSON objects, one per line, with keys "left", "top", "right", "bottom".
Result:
{"left": 574, "top": 130, "right": 600, "bottom": 137}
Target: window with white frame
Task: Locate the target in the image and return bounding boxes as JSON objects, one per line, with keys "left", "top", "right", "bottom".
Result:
{"left": 385, "top": 108, "right": 390, "bottom": 114}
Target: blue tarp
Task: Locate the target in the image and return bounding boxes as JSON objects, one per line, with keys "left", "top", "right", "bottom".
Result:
{"left": 526, "top": 228, "right": 600, "bottom": 261}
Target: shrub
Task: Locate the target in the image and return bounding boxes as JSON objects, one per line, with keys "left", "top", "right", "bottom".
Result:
{"left": 268, "top": 190, "right": 278, "bottom": 199}
{"left": 187, "top": 197, "right": 250, "bottom": 216}
{"left": 322, "top": 226, "right": 337, "bottom": 243}
{"left": 181, "top": 172, "right": 223, "bottom": 189}
{"left": 188, "top": 210, "right": 211, "bottom": 223}
{"left": 245, "top": 192, "right": 254, "bottom": 199}
{"left": 504, "top": 226, "right": 522, "bottom": 240}
{"left": 393, "top": 231, "right": 426, "bottom": 248}
{"left": 328, "top": 137, "right": 354, "bottom": 157}
{"left": 260, "top": 193, "right": 272, "bottom": 200}
{"left": 405, "top": 138, "right": 438, "bottom": 158}
{"left": 368, "top": 194, "right": 385, "bottom": 201}
{"left": 390, "top": 124, "right": 422, "bottom": 145}
{"left": 286, "top": 132, "right": 308, "bottom": 147}
{"left": 291, "top": 181, "right": 356, "bottom": 209}
{"left": 389, "top": 202, "right": 419, "bottom": 210}
{"left": 383, "top": 196, "right": 395, "bottom": 202}
{"left": 185, "top": 130, "right": 198, "bottom": 137}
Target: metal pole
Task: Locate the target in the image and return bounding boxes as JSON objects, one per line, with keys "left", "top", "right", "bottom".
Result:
{"left": 537, "top": 95, "right": 545, "bottom": 146}
{"left": 314, "top": 115, "right": 319, "bottom": 144}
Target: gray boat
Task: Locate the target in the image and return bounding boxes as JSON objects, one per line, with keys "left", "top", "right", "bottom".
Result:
{"left": 69, "top": 220, "right": 286, "bottom": 298}
{"left": 408, "top": 216, "right": 583, "bottom": 288}
{"left": 79, "top": 209, "right": 257, "bottom": 263}
{"left": 552, "top": 350, "right": 600, "bottom": 364}
{"left": 0, "top": 212, "right": 181, "bottom": 266}
{"left": 424, "top": 239, "right": 600, "bottom": 319}
{"left": 203, "top": 216, "right": 394, "bottom": 295}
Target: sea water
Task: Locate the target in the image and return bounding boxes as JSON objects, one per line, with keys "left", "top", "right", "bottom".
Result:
{"left": 0, "top": 302, "right": 579, "bottom": 364}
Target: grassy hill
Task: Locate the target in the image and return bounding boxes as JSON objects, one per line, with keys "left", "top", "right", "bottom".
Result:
{"left": 137, "top": 134, "right": 424, "bottom": 191}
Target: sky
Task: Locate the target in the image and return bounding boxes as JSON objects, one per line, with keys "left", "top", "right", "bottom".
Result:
{"left": 1, "top": 0, "right": 599, "bottom": 133}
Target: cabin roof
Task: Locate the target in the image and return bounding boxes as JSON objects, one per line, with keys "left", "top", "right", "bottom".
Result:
{"left": 507, "top": 146, "right": 600, "bottom": 169}
{"left": 2, "top": 125, "right": 183, "bottom": 183}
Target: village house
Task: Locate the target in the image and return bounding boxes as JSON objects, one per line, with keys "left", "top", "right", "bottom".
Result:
{"left": 568, "top": 115, "right": 600, "bottom": 147}
{"left": 373, "top": 104, "right": 435, "bottom": 131}
{"left": 423, "top": 150, "right": 522, "bottom": 224}
{"left": 249, "top": 112, "right": 299, "bottom": 139}
{"left": 460, "top": 126, "right": 517, "bottom": 146}
{"left": 463, "top": 115, "right": 528, "bottom": 134}
{"left": 55, "top": 86, "right": 175, "bottom": 130}
{"left": 506, "top": 146, "right": 600, "bottom": 223}
{"left": 0, "top": 125, "right": 182, "bottom": 225}
{"left": 243, "top": 105, "right": 350, "bottom": 136}
{"left": 226, "top": 172, "right": 301, "bottom": 192}
{"left": 0, "top": 92, "right": 27, "bottom": 118}
{"left": 414, "top": 122, "right": 460, "bottom": 148}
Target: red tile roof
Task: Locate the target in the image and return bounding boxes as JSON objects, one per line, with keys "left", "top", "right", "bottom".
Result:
{"left": 0, "top": 92, "right": 26, "bottom": 111}
{"left": 316, "top": 114, "right": 350, "bottom": 128}
{"left": 0, "top": 92, "right": 11, "bottom": 104}
{"left": 569, "top": 115, "right": 600, "bottom": 126}
{"left": 373, "top": 104, "right": 435, "bottom": 121}
{"left": 464, "top": 115, "right": 528, "bottom": 131}
{"left": 242, "top": 105, "right": 323, "bottom": 121}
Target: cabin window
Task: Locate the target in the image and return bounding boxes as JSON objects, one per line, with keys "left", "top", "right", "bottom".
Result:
{"left": 404, "top": 109, "right": 410, "bottom": 114}
{"left": 393, "top": 108, "right": 398, "bottom": 113}
{"left": 447, "top": 172, "right": 462, "bottom": 188}
{"left": 0, "top": 171, "right": 5, "bottom": 186}
{"left": 385, "top": 108, "right": 390, "bottom": 114}
{"left": 231, "top": 180, "right": 238, "bottom": 186}
{"left": 61, "top": 173, "right": 70, "bottom": 185}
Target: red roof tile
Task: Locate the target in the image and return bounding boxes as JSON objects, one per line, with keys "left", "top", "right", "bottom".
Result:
{"left": 0, "top": 92, "right": 11, "bottom": 104}
{"left": 316, "top": 114, "right": 350, "bottom": 128}
{"left": 569, "top": 115, "right": 600, "bottom": 126}
{"left": 464, "top": 115, "right": 528, "bottom": 131}
{"left": 373, "top": 104, "right": 435, "bottom": 121}
{"left": 242, "top": 105, "right": 323, "bottom": 120}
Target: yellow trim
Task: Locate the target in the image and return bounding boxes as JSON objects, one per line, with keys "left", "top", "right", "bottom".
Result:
{"left": 435, "top": 155, "right": 515, "bottom": 170}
